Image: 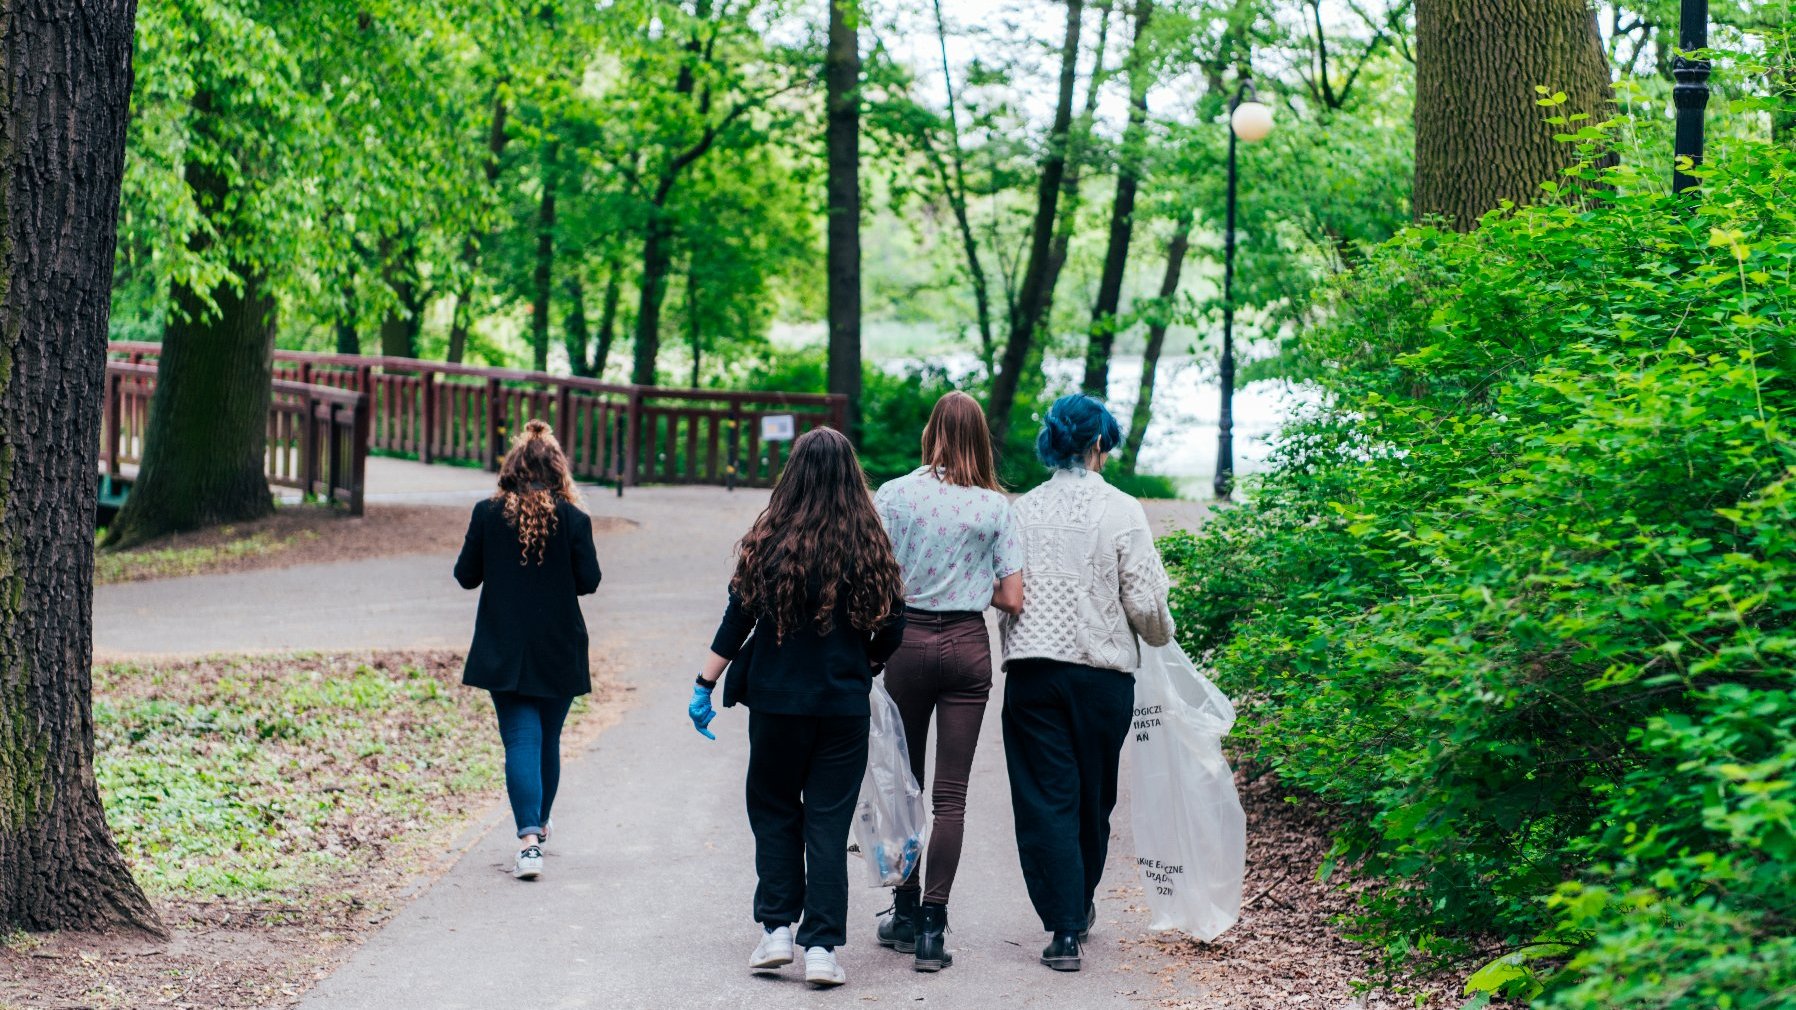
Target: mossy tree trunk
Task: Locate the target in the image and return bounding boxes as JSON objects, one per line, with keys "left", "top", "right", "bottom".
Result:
{"left": 107, "top": 151, "right": 277, "bottom": 549}
{"left": 1414, "top": 0, "right": 1611, "bottom": 228}
{"left": 0, "top": 0, "right": 163, "bottom": 935}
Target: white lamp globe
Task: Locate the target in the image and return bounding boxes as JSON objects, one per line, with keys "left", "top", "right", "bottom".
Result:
{"left": 1231, "top": 100, "right": 1274, "bottom": 143}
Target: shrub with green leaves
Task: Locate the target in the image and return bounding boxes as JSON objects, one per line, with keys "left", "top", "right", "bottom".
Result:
{"left": 1163, "top": 127, "right": 1794, "bottom": 1007}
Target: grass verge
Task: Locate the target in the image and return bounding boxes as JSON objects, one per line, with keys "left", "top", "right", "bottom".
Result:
{"left": 1, "top": 651, "right": 627, "bottom": 1009}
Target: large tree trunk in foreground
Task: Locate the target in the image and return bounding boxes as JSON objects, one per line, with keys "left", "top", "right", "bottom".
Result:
{"left": 989, "top": 0, "right": 1085, "bottom": 442}
{"left": 1122, "top": 217, "right": 1189, "bottom": 475}
{"left": 826, "top": 0, "right": 863, "bottom": 439}
{"left": 0, "top": 0, "right": 162, "bottom": 935}
{"left": 1414, "top": 0, "right": 1611, "bottom": 228}
{"left": 565, "top": 276, "right": 592, "bottom": 377}
{"left": 108, "top": 156, "right": 276, "bottom": 549}
{"left": 1083, "top": 0, "right": 1153, "bottom": 394}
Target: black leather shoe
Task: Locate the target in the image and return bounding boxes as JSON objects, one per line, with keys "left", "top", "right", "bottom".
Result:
{"left": 1040, "top": 931, "right": 1082, "bottom": 971}
{"left": 877, "top": 889, "right": 919, "bottom": 954}
{"left": 1078, "top": 902, "right": 1096, "bottom": 942}
{"left": 914, "top": 902, "right": 953, "bottom": 971}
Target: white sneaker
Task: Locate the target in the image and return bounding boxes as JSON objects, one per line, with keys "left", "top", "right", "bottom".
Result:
{"left": 804, "top": 946, "right": 846, "bottom": 988}
{"left": 750, "top": 925, "right": 794, "bottom": 972}
{"left": 512, "top": 844, "right": 543, "bottom": 880}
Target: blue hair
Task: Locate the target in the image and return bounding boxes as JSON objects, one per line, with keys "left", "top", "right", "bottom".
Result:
{"left": 1035, "top": 394, "right": 1123, "bottom": 470}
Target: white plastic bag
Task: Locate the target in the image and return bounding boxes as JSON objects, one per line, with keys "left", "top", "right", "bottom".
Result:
{"left": 852, "top": 675, "right": 927, "bottom": 886}
{"left": 1128, "top": 641, "right": 1246, "bottom": 940}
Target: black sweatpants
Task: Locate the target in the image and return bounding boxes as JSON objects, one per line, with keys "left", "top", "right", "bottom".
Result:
{"left": 746, "top": 709, "right": 871, "bottom": 949}
{"left": 1002, "top": 659, "right": 1135, "bottom": 933}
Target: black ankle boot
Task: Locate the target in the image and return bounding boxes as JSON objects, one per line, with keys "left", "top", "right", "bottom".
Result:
{"left": 1040, "top": 931, "right": 1082, "bottom": 971}
{"left": 877, "top": 889, "right": 919, "bottom": 953}
{"left": 914, "top": 902, "right": 952, "bottom": 972}
{"left": 1078, "top": 901, "right": 1096, "bottom": 942}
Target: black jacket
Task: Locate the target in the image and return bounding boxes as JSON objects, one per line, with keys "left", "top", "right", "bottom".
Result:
{"left": 455, "top": 497, "right": 602, "bottom": 697}
{"left": 710, "top": 584, "right": 907, "bottom": 717}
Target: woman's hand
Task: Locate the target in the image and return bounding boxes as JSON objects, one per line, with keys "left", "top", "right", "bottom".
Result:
{"left": 689, "top": 680, "right": 718, "bottom": 740}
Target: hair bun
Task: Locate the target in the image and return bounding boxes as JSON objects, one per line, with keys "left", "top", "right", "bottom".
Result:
{"left": 523, "top": 419, "right": 552, "bottom": 439}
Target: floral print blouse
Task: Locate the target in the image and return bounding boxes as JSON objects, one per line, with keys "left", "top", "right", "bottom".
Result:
{"left": 875, "top": 466, "right": 1024, "bottom": 613}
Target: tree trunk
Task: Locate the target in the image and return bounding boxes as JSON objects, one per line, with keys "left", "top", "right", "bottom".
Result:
{"left": 0, "top": 0, "right": 162, "bottom": 937}
{"left": 1040, "top": 0, "right": 1114, "bottom": 323}
{"left": 988, "top": 0, "right": 1085, "bottom": 441}
{"left": 335, "top": 274, "right": 359, "bottom": 355}
{"left": 378, "top": 242, "right": 420, "bottom": 359}
{"left": 826, "top": 0, "right": 863, "bottom": 439}
{"left": 447, "top": 92, "right": 510, "bottom": 365}
{"left": 564, "top": 276, "right": 592, "bottom": 377}
{"left": 1122, "top": 217, "right": 1189, "bottom": 475}
{"left": 594, "top": 266, "right": 621, "bottom": 379}
{"left": 107, "top": 156, "right": 276, "bottom": 548}
{"left": 632, "top": 218, "right": 674, "bottom": 385}
{"left": 929, "top": 0, "right": 995, "bottom": 376}
{"left": 1083, "top": 0, "right": 1153, "bottom": 395}
{"left": 687, "top": 264, "right": 703, "bottom": 388}
{"left": 531, "top": 141, "right": 558, "bottom": 374}
{"left": 1413, "top": 0, "right": 1611, "bottom": 228}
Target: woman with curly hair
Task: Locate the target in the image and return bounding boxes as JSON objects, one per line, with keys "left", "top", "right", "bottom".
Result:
{"left": 454, "top": 419, "right": 602, "bottom": 882}
{"left": 689, "top": 426, "right": 907, "bottom": 989}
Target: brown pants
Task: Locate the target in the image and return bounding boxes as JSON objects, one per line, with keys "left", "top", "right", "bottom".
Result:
{"left": 883, "top": 608, "right": 993, "bottom": 905}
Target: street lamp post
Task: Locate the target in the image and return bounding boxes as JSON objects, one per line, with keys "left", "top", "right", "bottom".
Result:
{"left": 1214, "top": 81, "right": 1273, "bottom": 500}
{"left": 1672, "top": 0, "right": 1710, "bottom": 194}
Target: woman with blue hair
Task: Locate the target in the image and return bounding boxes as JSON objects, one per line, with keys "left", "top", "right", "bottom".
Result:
{"left": 999, "top": 393, "right": 1175, "bottom": 972}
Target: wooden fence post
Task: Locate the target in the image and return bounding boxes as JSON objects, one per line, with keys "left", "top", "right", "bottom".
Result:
{"left": 420, "top": 369, "right": 436, "bottom": 464}
{"left": 555, "top": 383, "right": 573, "bottom": 448}
{"left": 623, "top": 387, "right": 643, "bottom": 488}
{"left": 350, "top": 391, "right": 370, "bottom": 516}
{"left": 103, "top": 367, "right": 121, "bottom": 476}
{"left": 299, "top": 391, "right": 319, "bottom": 502}
{"left": 486, "top": 376, "right": 504, "bottom": 471}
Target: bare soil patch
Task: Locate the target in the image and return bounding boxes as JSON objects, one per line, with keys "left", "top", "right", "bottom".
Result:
{"left": 95, "top": 504, "right": 637, "bottom": 584}
{"left": 0, "top": 650, "right": 630, "bottom": 1010}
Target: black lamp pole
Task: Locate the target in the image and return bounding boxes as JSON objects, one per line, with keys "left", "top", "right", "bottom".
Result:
{"left": 1214, "top": 79, "right": 1250, "bottom": 500}
{"left": 1673, "top": 0, "right": 1710, "bottom": 194}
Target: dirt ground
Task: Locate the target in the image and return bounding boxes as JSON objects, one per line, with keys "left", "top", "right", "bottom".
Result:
{"left": 96, "top": 504, "right": 637, "bottom": 585}
{"left": 0, "top": 651, "right": 631, "bottom": 1010}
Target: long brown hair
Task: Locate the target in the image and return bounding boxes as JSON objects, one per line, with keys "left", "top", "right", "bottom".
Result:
{"left": 920, "top": 390, "right": 1001, "bottom": 491}
{"left": 731, "top": 427, "right": 903, "bottom": 641}
{"left": 493, "top": 419, "right": 580, "bottom": 564}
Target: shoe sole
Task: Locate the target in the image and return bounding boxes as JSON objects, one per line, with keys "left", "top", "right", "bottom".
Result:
{"left": 1041, "top": 956, "right": 1082, "bottom": 972}
{"left": 513, "top": 868, "right": 541, "bottom": 881}
{"left": 914, "top": 959, "right": 949, "bottom": 972}
{"left": 750, "top": 953, "right": 793, "bottom": 972}
{"left": 806, "top": 975, "right": 846, "bottom": 988}
{"left": 879, "top": 939, "right": 917, "bottom": 953}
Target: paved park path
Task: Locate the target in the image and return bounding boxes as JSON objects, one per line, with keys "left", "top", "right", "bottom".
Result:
{"left": 95, "top": 459, "right": 1211, "bottom": 1010}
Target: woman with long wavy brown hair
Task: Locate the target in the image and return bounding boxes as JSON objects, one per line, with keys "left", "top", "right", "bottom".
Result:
{"left": 690, "top": 426, "right": 907, "bottom": 989}
{"left": 454, "top": 419, "right": 601, "bottom": 882}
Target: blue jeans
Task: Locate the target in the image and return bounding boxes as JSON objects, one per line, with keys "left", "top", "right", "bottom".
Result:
{"left": 491, "top": 692, "right": 574, "bottom": 839}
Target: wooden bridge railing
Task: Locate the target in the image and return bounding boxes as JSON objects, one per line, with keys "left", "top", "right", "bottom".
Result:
{"left": 101, "top": 360, "right": 371, "bottom": 514}
{"left": 106, "top": 343, "right": 848, "bottom": 490}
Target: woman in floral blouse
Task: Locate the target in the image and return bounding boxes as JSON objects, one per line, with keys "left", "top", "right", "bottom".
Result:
{"left": 870, "top": 391, "right": 1024, "bottom": 973}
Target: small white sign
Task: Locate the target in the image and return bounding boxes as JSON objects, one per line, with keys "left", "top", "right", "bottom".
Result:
{"left": 760, "top": 414, "right": 796, "bottom": 442}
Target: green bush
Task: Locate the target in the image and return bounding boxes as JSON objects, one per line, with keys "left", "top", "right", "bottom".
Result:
{"left": 1163, "top": 130, "right": 1795, "bottom": 1007}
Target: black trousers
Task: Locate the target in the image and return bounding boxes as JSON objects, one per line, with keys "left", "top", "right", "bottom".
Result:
{"left": 1002, "top": 659, "right": 1134, "bottom": 933}
{"left": 746, "top": 709, "right": 870, "bottom": 949}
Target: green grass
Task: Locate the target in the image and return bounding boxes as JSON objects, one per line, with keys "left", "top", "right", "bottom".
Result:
{"left": 92, "top": 654, "right": 560, "bottom": 900}
{"left": 94, "top": 527, "right": 312, "bottom": 584}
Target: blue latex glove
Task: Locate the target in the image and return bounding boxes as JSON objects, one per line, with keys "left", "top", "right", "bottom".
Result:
{"left": 689, "top": 682, "right": 718, "bottom": 740}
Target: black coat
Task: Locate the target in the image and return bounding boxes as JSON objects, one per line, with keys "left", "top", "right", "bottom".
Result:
{"left": 711, "top": 585, "right": 907, "bottom": 717}
{"left": 455, "top": 497, "right": 602, "bottom": 697}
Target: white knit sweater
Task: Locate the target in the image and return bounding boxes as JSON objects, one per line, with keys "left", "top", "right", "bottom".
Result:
{"left": 999, "top": 468, "right": 1175, "bottom": 672}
